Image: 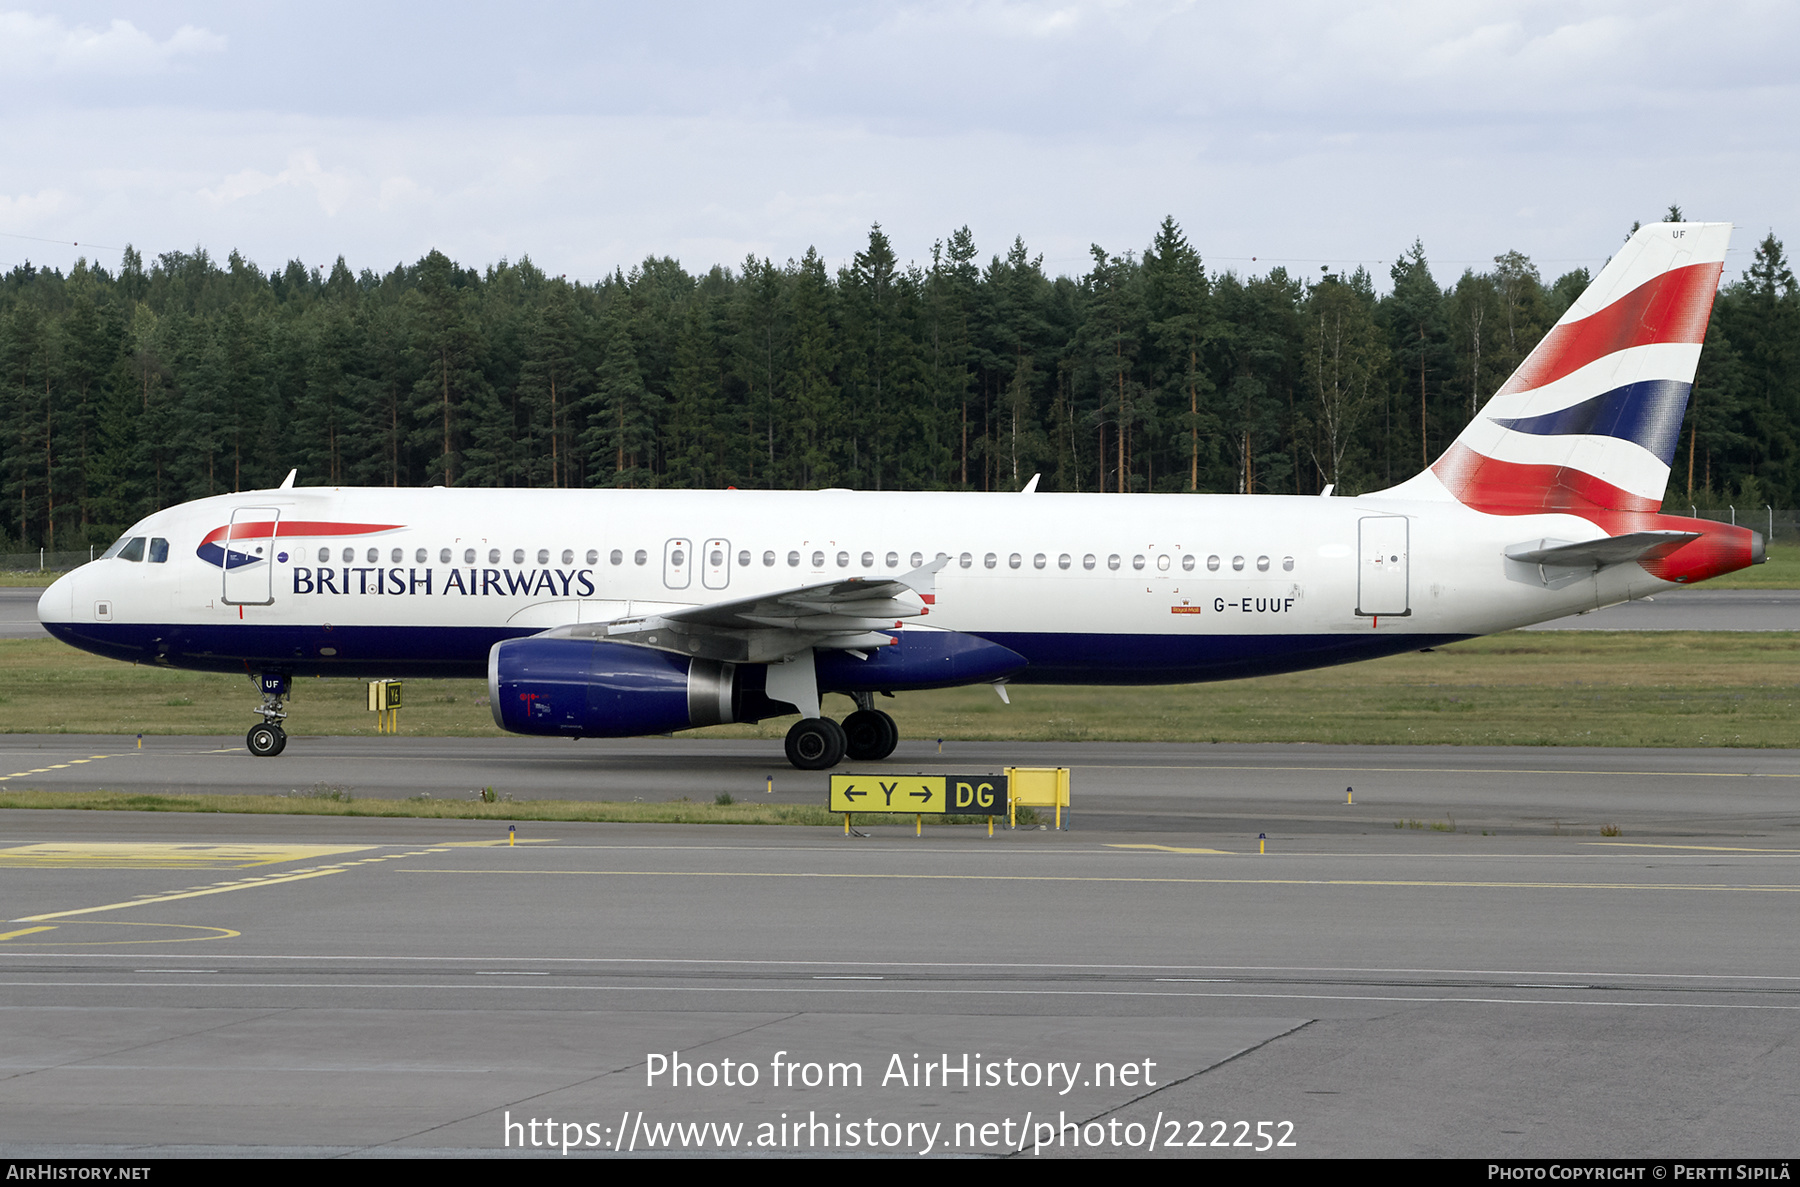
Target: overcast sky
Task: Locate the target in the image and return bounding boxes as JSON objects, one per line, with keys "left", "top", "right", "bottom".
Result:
{"left": 1, "top": 1, "right": 1794, "bottom": 290}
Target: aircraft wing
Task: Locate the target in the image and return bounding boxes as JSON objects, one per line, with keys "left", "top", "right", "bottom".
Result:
{"left": 1505, "top": 531, "right": 1701, "bottom": 570}
{"left": 536, "top": 559, "right": 947, "bottom": 664}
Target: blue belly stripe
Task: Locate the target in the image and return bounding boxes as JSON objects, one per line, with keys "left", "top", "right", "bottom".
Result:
{"left": 43, "top": 621, "right": 1470, "bottom": 687}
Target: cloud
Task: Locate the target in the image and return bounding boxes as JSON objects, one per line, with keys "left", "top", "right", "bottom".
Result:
{"left": 198, "top": 151, "right": 358, "bottom": 217}
{"left": 0, "top": 10, "right": 224, "bottom": 76}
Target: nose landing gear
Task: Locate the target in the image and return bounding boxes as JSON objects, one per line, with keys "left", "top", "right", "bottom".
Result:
{"left": 247, "top": 672, "right": 290, "bottom": 758}
{"left": 247, "top": 721, "right": 287, "bottom": 757}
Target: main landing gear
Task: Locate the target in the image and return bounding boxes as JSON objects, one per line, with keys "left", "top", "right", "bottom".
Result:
{"left": 247, "top": 672, "right": 290, "bottom": 758}
{"left": 782, "top": 696, "right": 899, "bottom": 771}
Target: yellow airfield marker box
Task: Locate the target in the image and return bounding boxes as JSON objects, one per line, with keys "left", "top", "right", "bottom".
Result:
{"left": 828, "top": 774, "right": 1007, "bottom": 815}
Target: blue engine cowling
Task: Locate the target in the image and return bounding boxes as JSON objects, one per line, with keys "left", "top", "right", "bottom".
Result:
{"left": 488, "top": 638, "right": 738, "bottom": 737}
{"left": 488, "top": 629, "right": 1029, "bottom": 738}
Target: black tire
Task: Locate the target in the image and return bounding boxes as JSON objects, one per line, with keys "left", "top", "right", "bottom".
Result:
{"left": 247, "top": 723, "right": 283, "bottom": 757}
{"left": 785, "top": 717, "right": 846, "bottom": 770}
{"left": 843, "top": 709, "right": 898, "bottom": 761}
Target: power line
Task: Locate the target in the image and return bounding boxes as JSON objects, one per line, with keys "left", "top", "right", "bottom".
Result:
{"left": 0, "top": 230, "right": 125, "bottom": 252}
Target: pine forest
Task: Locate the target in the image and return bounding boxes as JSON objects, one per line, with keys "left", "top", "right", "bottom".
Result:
{"left": 2, "top": 211, "right": 1796, "bottom": 554}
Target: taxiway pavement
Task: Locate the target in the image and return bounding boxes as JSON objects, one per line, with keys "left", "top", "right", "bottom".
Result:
{"left": 1, "top": 739, "right": 1798, "bottom": 1158}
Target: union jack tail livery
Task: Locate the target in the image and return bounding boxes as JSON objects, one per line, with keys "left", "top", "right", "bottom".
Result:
{"left": 1398, "top": 221, "right": 1729, "bottom": 516}
{"left": 1380, "top": 221, "right": 1757, "bottom": 585}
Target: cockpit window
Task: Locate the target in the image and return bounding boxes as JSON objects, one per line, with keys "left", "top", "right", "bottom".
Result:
{"left": 147, "top": 538, "right": 169, "bottom": 564}
{"left": 116, "top": 537, "right": 146, "bottom": 563}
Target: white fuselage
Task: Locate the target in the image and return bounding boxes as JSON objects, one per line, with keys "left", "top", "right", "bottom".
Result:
{"left": 38, "top": 486, "right": 1671, "bottom": 684}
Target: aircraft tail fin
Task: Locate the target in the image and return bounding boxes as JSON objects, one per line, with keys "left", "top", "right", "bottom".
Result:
{"left": 1381, "top": 221, "right": 1730, "bottom": 515}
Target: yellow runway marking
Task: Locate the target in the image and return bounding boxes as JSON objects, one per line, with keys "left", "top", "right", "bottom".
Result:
{"left": 0, "top": 842, "right": 375, "bottom": 869}
{"left": 0, "top": 753, "right": 133, "bottom": 783}
{"left": 0, "top": 921, "right": 237, "bottom": 945}
{"left": 16, "top": 868, "right": 351, "bottom": 921}
{"left": 400, "top": 869, "right": 1800, "bottom": 894}
{"left": 6, "top": 847, "right": 452, "bottom": 923}
{"left": 1586, "top": 842, "right": 1800, "bottom": 853}
{"left": 0, "top": 925, "right": 56, "bottom": 942}
{"left": 1108, "top": 844, "right": 1236, "bottom": 855}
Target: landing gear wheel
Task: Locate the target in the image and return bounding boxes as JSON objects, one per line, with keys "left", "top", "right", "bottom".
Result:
{"left": 247, "top": 723, "right": 286, "bottom": 757}
{"left": 785, "top": 717, "right": 846, "bottom": 771}
{"left": 842, "top": 709, "right": 899, "bottom": 761}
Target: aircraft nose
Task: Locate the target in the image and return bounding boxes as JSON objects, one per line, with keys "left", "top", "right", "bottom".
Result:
{"left": 37, "top": 571, "right": 74, "bottom": 624}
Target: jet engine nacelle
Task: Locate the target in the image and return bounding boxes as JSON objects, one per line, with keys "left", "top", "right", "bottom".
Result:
{"left": 489, "top": 628, "right": 1030, "bottom": 739}
{"left": 488, "top": 637, "right": 740, "bottom": 737}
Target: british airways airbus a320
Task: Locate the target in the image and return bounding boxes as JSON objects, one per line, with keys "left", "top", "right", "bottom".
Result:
{"left": 37, "top": 223, "right": 1763, "bottom": 769}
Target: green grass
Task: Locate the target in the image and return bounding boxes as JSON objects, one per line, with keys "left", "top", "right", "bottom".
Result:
{"left": 4, "top": 631, "right": 1797, "bottom": 749}
{"left": 0, "top": 571, "right": 61, "bottom": 587}
{"left": 0, "top": 788, "right": 1011, "bottom": 827}
{"left": 1703, "top": 540, "right": 1800, "bottom": 588}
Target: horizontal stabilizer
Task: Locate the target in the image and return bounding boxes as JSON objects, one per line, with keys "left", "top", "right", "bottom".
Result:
{"left": 1505, "top": 530, "right": 1700, "bottom": 570}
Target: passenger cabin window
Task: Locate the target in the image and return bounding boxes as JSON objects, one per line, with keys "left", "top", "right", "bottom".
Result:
{"left": 1283, "top": 557, "right": 1295, "bottom": 572}
{"left": 1033, "top": 554, "right": 1046, "bottom": 569}
{"left": 538, "top": 549, "right": 550, "bottom": 565}
{"left": 417, "top": 548, "right": 428, "bottom": 563}
{"left": 788, "top": 551, "right": 800, "bottom": 567}
{"left": 513, "top": 549, "right": 526, "bottom": 564}
{"left": 886, "top": 552, "right": 899, "bottom": 568}
{"left": 390, "top": 548, "right": 401, "bottom": 563}
{"left": 837, "top": 551, "right": 849, "bottom": 567}
{"left": 1257, "top": 556, "right": 1271, "bottom": 572}
{"left": 911, "top": 552, "right": 924, "bottom": 568}
{"left": 984, "top": 553, "right": 997, "bottom": 569}
{"left": 861, "top": 551, "right": 874, "bottom": 568}
{"left": 1181, "top": 554, "right": 1194, "bottom": 571}
{"left": 367, "top": 548, "right": 378, "bottom": 563}
{"left": 1058, "top": 554, "right": 1071, "bottom": 570}
{"left": 118, "top": 537, "right": 145, "bottom": 563}
{"left": 563, "top": 549, "right": 575, "bottom": 565}
{"left": 1232, "top": 556, "right": 1245, "bottom": 571}
{"left": 959, "top": 553, "right": 972, "bottom": 568}
{"left": 1157, "top": 555, "right": 1169, "bottom": 571}
{"left": 1207, "top": 555, "right": 1220, "bottom": 571}
{"left": 440, "top": 548, "right": 451, "bottom": 563}
{"left": 342, "top": 547, "right": 355, "bottom": 563}
{"left": 489, "top": 549, "right": 501, "bottom": 564}
{"left": 148, "top": 538, "right": 169, "bottom": 563}
{"left": 611, "top": 550, "right": 623, "bottom": 565}
{"left": 1009, "top": 554, "right": 1023, "bottom": 569}
{"left": 1107, "top": 555, "right": 1121, "bottom": 571}
{"left": 464, "top": 549, "right": 476, "bottom": 564}
{"left": 634, "top": 550, "right": 647, "bottom": 566}
{"left": 763, "top": 551, "right": 775, "bottom": 566}
{"left": 1132, "top": 555, "right": 1145, "bottom": 570}
{"left": 586, "top": 550, "right": 598, "bottom": 565}
{"left": 738, "top": 550, "right": 751, "bottom": 567}
{"left": 1083, "top": 554, "right": 1096, "bottom": 570}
